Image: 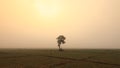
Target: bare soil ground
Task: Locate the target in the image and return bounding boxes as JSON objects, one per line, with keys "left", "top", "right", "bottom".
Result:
{"left": 0, "top": 49, "right": 120, "bottom": 68}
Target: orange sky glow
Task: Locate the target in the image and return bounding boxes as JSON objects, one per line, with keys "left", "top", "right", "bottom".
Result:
{"left": 0, "top": 0, "right": 120, "bottom": 49}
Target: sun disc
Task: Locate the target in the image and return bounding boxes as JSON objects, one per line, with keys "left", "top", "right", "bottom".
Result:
{"left": 35, "top": 0, "right": 61, "bottom": 18}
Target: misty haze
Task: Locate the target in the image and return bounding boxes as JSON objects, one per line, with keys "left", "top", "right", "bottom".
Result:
{"left": 0, "top": 0, "right": 120, "bottom": 49}
{"left": 0, "top": 0, "right": 120, "bottom": 68}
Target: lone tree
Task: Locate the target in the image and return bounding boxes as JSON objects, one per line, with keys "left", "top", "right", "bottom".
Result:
{"left": 56, "top": 35, "right": 66, "bottom": 51}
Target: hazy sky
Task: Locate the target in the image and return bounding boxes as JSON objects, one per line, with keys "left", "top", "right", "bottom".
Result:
{"left": 0, "top": 0, "right": 120, "bottom": 49}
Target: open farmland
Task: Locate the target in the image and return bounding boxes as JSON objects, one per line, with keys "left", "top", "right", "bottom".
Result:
{"left": 0, "top": 49, "right": 120, "bottom": 68}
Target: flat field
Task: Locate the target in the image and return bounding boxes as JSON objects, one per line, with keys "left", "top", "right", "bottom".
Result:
{"left": 0, "top": 49, "right": 120, "bottom": 68}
